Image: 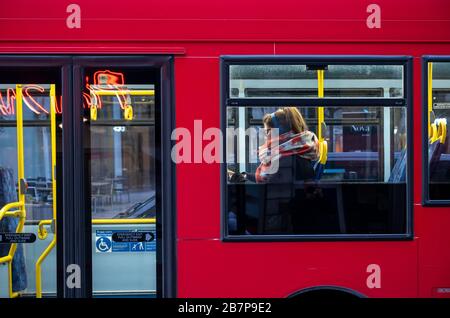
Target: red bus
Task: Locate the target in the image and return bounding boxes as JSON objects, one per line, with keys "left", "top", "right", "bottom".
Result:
{"left": 0, "top": 0, "right": 450, "bottom": 298}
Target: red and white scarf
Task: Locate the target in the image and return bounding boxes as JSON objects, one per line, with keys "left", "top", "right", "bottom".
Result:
{"left": 255, "top": 130, "right": 319, "bottom": 183}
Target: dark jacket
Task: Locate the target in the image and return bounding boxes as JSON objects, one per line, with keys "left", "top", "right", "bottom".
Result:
{"left": 0, "top": 167, "right": 27, "bottom": 292}
{"left": 245, "top": 155, "right": 315, "bottom": 184}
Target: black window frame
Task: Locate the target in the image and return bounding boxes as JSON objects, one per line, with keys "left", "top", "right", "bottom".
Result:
{"left": 220, "top": 55, "right": 414, "bottom": 242}
{"left": 422, "top": 55, "right": 450, "bottom": 206}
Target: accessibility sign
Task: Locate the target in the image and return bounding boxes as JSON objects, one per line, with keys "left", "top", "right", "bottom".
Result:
{"left": 95, "top": 230, "right": 156, "bottom": 253}
{"left": 0, "top": 233, "right": 36, "bottom": 244}
{"left": 95, "top": 235, "right": 112, "bottom": 253}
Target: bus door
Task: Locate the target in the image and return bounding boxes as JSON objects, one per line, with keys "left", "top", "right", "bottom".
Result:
{"left": 76, "top": 57, "right": 165, "bottom": 298}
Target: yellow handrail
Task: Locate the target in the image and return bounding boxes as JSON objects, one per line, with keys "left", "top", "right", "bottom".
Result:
{"left": 316, "top": 69, "right": 328, "bottom": 165}
{"left": 92, "top": 89, "right": 154, "bottom": 96}
{"left": 317, "top": 70, "right": 325, "bottom": 142}
{"left": 35, "top": 84, "right": 57, "bottom": 298}
{"left": 92, "top": 218, "right": 156, "bottom": 225}
{"left": 90, "top": 88, "right": 154, "bottom": 121}
{"left": 428, "top": 62, "right": 434, "bottom": 139}
{"left": 36, "top": 218, "right": 156, "bottom": 230}
{"left": 36, "top": 217, "right": 155, "bottom": 236}
{"left": 0, "top": 202, "right": 23, "bottom": 221}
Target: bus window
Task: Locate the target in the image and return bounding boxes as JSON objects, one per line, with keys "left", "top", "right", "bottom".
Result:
{"left": 223, "top": 57, "right": 411, "bottom": 239}
{"left": 229, "top": 64, "right": 403, "bottom": 100}
{"left": 229, "top": 64, "right": 317, "bottom": 99}
{"left": 426, "top": 60, "right": 450, "bottom": 201}
{"left": 324, "top": 65, "right": 403, "bottom": 98}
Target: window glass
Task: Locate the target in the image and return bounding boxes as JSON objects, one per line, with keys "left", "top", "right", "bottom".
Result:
{"left": 85, "top": 68, "right": 156, "bottom": 219}
{"left": 428, "top": 61, "right": 450, "bottom": 200}
{"left": 324, "top": 65, "right": 403, "bottom": 98}
{"left": 226, "top": 106, "right": 407, "bottom": 235}
{"left": 229, "top": 64, "right": 403, "bottom": 99}
{"left": 229, "top": 65, "right": 317, "bottom": 98}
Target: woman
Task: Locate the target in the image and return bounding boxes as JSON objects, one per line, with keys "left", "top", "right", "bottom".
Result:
{"left": 229, "top": 107, "right": 319, "bottom": 183}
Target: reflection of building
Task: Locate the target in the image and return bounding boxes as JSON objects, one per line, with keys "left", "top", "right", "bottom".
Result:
{"left": 87, "top": 76, "right": 156, "bottom": 218}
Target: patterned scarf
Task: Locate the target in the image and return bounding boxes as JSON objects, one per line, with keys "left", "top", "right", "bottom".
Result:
{"left": 255, "top": 130, "right": 319, "bottom": 183}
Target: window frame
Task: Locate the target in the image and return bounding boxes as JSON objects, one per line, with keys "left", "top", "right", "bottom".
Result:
{"left": 422, "top": 55, "right": 450, "bottom": 206}
{"left": 220, "top": 55, "right": 414, "bottom": 242}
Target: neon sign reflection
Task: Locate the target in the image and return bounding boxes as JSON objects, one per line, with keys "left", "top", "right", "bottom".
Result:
{"left": 0, "top": 85, "right": 62, "bottom": 116}
{"left": 0, "top": 71, "right": 128, "bottom": 116}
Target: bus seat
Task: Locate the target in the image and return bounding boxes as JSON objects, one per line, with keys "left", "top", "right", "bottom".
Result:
{"left": 389, "top": 148, "right": 407, "bottom": 183}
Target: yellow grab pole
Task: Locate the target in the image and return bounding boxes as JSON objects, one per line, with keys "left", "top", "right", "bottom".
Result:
{"left": 428, "top": 62, "right": 433, "bottom": 139}
{"left": 16, "top": 85, "right": 25, "bottom": 203}
{"left": 36, "top": 84, "right": 57, "bottom": 298}
{"left": 50, "top": 84, "right": 57, "bottom": 223}
{"left": 317, "top": 70, "right": 325, "bottom": 141}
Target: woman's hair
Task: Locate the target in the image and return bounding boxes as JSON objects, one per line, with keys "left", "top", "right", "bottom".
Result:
{"left": 263, "top": 107, "right": 308, "bottom": 134}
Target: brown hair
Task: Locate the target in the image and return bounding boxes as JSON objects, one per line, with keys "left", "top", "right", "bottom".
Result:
{"left": 262, "top": 107, "right": 308, "bottom": 134}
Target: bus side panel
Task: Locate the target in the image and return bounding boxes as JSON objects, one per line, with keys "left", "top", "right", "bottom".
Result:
{"left": 177, "top": 240, "right": 418, "bottom": 297}
{"left": 175, "top": 45, "right": 274, "bottom": 239}
{"left": 1, "top": 1, "right": 450, "bottom": 43}
{"left": 417, "top": 206, "right": 450, "bottom": 297}
{"left": 175, "top": 56, "right": 221, "bottom": 239}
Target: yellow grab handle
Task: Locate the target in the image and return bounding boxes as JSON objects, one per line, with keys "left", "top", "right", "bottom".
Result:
{"left": 124, "top": 105, "right": 133, "bottom": 121}
{"left": 430, "top": 122, "right": 438, "bottom": 143}
{"left": 90, "top": 105, "right": 98, "bottom": 121}
{"left": 319, "top": 140, "right": 328, "bottom": 165}
{"left": 439, "top": 119, "right": 447, "bottom": 144}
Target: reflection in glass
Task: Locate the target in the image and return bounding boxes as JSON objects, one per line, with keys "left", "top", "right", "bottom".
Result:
{"left": 85, "top": 68, "right": 156, "bottom": 219}
{"left": 90, "top": 125, "right": 156, "bottom": 219}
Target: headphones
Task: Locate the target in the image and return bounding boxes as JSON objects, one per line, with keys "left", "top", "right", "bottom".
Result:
{"left": 270, "top": 112, "right": 290, "bottom": 134}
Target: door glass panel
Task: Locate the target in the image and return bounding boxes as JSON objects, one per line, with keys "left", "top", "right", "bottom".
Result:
{"left": 84, "top": 67, "right": 158, "bottom": 297}
{"left": 0, "top": 67, "right": 61, "bottom": 297}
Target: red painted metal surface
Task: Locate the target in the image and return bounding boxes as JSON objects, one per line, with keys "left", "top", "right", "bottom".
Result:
{"left": 1, "top": 0, "right": 450, "bottom": 298}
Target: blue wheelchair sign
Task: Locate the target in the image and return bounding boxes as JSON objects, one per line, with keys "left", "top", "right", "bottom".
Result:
{"left": 96, "top": 236, "right": 112, "bottom": 253}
